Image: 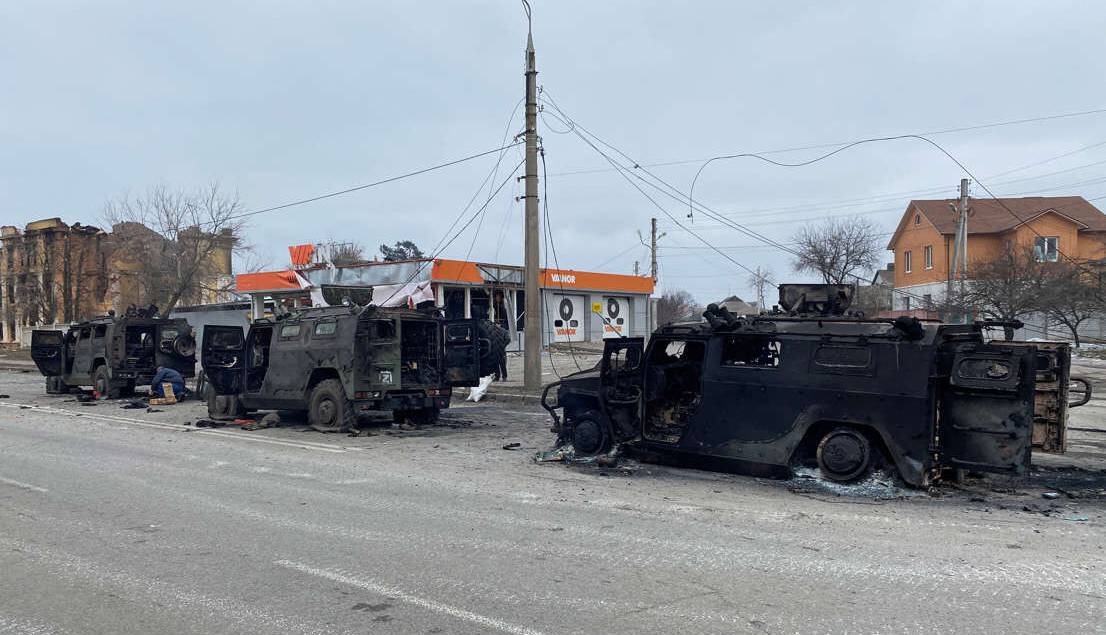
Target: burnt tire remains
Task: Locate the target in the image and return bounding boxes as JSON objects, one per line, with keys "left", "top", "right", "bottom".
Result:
{"left": 308, "top": 379, "right": 355, "bottom": 433}
{"left": 816, "top": 427, "right": 872, "bottom": 482}
{"left": 571, "top": 409, "right": 610, "bottom": 457}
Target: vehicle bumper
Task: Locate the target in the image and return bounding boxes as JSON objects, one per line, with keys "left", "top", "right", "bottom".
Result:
{"left": 353, "top": 393, "right": 450, "bottom": 412}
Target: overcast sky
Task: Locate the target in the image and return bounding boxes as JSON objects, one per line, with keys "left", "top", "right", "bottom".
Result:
{"left": 3, "top": 1, "right": 1106, "bottom": 304}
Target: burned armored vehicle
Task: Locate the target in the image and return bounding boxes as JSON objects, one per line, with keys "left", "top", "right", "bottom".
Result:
{"left": 201, "top": 304, "right": 496, "bottom": 432}
{"left": 31, "top": 315, "right": 197, "bottom": 397}
{"left": 542, "top": 285, "right": 1090, "bottom": 487}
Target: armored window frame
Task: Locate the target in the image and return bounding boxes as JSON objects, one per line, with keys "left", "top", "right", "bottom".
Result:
{"left": 313, "top": 320, "right": 338, "bottom": 338}
{"left": 278, "top": 323, "right": 302, "bottom": 340}
{"left": 93, "top": 325, "right": 107, "bottom": 339}
{"left": 719, "top": 335, "right": 781, "bottom": 369}
{"left": 371, "top": 319, "right": 397, "bottom": 341}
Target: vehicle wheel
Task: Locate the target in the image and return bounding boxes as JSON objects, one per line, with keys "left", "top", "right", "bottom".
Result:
{"left": 45, "top": 376, "right": 69, "bottom": 395}
{"left": 406, "top": 407, "right": 440, "bottom": 426}
{"left": 816, "top": 427, "right": 872, "bottom": 482}
{"left": 207, "top": 391, "right": 244, "bottom": 421}
{"left": 570, "top": 409, "right": 610, "bottom": 457}
{"left": 93, "top": 366, "right": 119, "bottom": 399}
{"left": 308, "top": 379, "right": 355, "bottom": 433}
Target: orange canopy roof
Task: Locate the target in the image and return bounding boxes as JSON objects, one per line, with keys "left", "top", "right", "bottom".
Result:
{"left": 236, "top": 270, "right": 304, "bottom": 292}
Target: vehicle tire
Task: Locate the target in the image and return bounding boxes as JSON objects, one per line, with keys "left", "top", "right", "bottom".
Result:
{"left": 308, "top": 379, "right": 355, "bottom": 433}
{"left": 816, "top": 427, "right": 872, "bottom": 482}
{"left": 570, "top": 409, "right": 610, "bottom": 457}
{"left": 406, "top": 406, "right": 440, "bottom": 426}
{"left": 207, "top": 391, "right": 244, "bottom": 421}
{"left": 93, "top": 365, "right": 120, "bottom": 399}
{"left": 45, "top": 376, "right": 69, "bottom": 395}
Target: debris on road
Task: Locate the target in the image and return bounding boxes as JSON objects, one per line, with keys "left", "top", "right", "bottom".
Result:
{"left": 1042, "top": 492, "right": 1061, "bottom": 499}
{"left": 1062, "top": 514, "right": 1090, "bottom": 522}
{"left": 0, "top": 394, "right": 10, "bottom": 399}
{"left": 241, "top": 412, "right": 281, "bottom": 431}
{"left": 502, "top": 442, "right": 522, "bottom": 450}
{"left": 120, "top": 400, "right": 147, "bottom": 409}
{"left": 193, "top": 419, "right": 227, "bottom": 428}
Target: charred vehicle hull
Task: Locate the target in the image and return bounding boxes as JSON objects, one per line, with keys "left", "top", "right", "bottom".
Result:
{"left": 543, "top": 310, "right": 1089, "bottom": 487}
{"left": 31, "top": 316, "right": 196, "bottom": 398}
{"left": 201, "top": 305, "right": 495, "bottom": 432}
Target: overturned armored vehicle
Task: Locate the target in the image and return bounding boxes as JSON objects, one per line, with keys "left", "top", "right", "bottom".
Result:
{"left": 542, "top": 285, "right": 1091, "bottom": 487}
{"left": 202, "top": 304, "right": 498, "bottom": 432}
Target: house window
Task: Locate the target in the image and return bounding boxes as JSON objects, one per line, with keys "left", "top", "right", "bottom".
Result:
{"left": 1034, "top": 236, "right": 1059, "bottom": 262}
{"left": 904, "top": 250, "right": 913, "bottom": 273}
{"left": 924, "top": 245, "right": 933, "bottom": 269}
{"left": 914, "top": 214, "right": 921, "bottom": 226}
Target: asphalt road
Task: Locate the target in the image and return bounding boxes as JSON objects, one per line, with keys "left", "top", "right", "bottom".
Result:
{"left": 1, "top": 369, "right": 1105, "bottom": 634}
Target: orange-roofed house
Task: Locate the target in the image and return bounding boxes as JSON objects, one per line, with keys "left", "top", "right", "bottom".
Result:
{"left": 886, "top": 195, "right": 1106, "bottom": 337}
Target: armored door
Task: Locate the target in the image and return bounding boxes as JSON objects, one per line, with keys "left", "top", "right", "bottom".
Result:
{"left": 201, "top": 326, "right": 246, "bottom": 395}
{"left": 30, "top": 330, "right": 65, "bottom": 376}
{"left": 599, "top": 337, "right": 644, "bottom": 442}
{"left": 442, "top": 319, "right": 481, "bottom": 387}
{"left": 939, "top": 344, "right": 1036, "bottom": 475}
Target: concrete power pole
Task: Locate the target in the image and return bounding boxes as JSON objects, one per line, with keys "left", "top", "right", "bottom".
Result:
{"left": 522, "top": 1, "right": 542, "bottom": 391}
{"left": 948, "top": 178, "right": 971, "bottom": 321}
{"left": 649, "top": 218, "right": 659, "bottom": 282}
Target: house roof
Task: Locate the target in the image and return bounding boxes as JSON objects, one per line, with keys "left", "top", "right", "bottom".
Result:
{"left": 888, "top": 196, "right": 1106, "bottom": 249}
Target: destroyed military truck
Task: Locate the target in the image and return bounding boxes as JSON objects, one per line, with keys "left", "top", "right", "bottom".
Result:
{"left": 541, "top": 284, "right": 1092, "bottom": 487}
{"left": 31, "top": 315, "right": 197, "bottom": 397}
{"left": 201, "top": 304, "right": 498, "bottom": 432}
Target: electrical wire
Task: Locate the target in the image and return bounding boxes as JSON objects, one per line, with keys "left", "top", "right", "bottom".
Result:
{"left": 546, "top": 106, "right": 1106, "bottom": 177}
{"left": 373, "top": 157, "right": 526, "bottom": 307}
{"left": 223, "top": 142, "right": 523, "bottom": 223}
{"left": 540, "top": 145, "right": 584, "bottom": 373}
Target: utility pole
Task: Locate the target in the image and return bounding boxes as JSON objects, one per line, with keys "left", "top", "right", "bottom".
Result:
{"left": 753, "top": 266, "right": 767, "bottom": 312}
{"left": 522, "top": 1, "right": 542, "bottom": 391}
{"left": 637, "top": 218, "right": 666, "bottom": 282}
{"left": 948, "top": 178, "right": 970, "bottom": 322}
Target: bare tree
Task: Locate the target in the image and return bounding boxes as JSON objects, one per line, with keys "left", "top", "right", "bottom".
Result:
{"left": 104, "top": 183, "right": 245, "bottom": 313}
{"left": 791, "top": 216, "right": 883, "bottom": 284}
{"left": 379, "top": 240, "right": 424, "bottom": 262}
{"left": 324, "top": 242, "right": 365, "bottom": 266}
{"left": 1040, "top": 262, "right": 1101, "bottom": 347}
{"left": 745, "top": 266, "right": 773, "bottom": 312}
{"left": 947, "top": 246, "right": 1046, "bottom": 340}
{"left": 656, "top": 289, "right": 700, "bottom": 325}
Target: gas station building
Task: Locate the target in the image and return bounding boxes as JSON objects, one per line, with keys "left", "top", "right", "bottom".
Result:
{"left": 235, "top": 257, "right": 655, "bottom": 350}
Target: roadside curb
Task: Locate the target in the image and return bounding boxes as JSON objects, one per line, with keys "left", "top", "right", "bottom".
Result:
{"left": 464, "top": 390, "right": 543, "bottom": 406}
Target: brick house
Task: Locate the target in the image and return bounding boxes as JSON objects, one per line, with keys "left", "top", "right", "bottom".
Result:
{"left": 0, "top": 218, "right": 235, "bottom": 345}
{"left": 886, "top": 195, "right": 1106, "bottom": 336}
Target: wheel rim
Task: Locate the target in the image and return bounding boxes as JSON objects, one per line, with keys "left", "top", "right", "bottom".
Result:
{"left": 817, "top": 429, "right": 870, "bottom": 481}
{"left": 573, "top": 418, "right": 605, "bottom": 455}
{"left": 316, "top": 397, "right": 337, "bottom": 426}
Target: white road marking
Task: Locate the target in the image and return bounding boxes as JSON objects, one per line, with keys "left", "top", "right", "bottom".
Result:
{"left": 275, "top": 560, "right": 548, "bottom": 635}
{"left": 0, "top": 402, "right": 349, "bottom": 453}
{"left": 0, "top": 475, "right": 49, "bottom": 493}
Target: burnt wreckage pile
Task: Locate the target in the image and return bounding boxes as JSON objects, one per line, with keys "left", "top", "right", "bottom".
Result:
{"left": 542, "top": 284, "right": 1090, "bottom": 487}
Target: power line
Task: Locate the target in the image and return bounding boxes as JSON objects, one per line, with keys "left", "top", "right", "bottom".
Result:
{"left": 546, "top": 106, "right": 1106, "bottom": 177}
{"left": 225, "top": 142, "right": 523, "bottom": 223}
{"left": 374, "top": 157, "right": 526, "bottom": 307}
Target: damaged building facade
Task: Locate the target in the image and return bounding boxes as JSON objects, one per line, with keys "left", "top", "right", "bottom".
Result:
{"left": 1, "top": 217, "right": 234, "bottom": 345}
{"left": 236, "top": 252, "right": 655, "bottom": 350}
